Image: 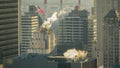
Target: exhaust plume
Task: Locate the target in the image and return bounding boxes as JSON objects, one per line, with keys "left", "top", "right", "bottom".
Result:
{"left": 41, "top": 10, "right": 66, "bottom": 30}
{"left": 63, "top": 48, "right": 88, "bottom": 62}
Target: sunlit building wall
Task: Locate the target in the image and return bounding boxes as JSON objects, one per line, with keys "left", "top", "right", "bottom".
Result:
{"left": 20, "top": 5, "right": 39, "bottom": 55}
{"left": 88, "top": 18, "right": 95, "bottom": 58}
{"left": 28, "top": 29, "right": 56, "bottom": 54}
{"left": 20, "top": 15, "right": 39, "bottom": 55}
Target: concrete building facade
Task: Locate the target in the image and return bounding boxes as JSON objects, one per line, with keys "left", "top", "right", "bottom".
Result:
{"left": 28, "top": 29, "right": 56, "bottom": 54}
{"left": 96, "top": 0, "right": 120, "bottom": 68}
{"left": 21, "top": 15, "right": 39, "bottom": 55}
{"left": 20, "top": 5, "right": 43, "bottom": 55}
{"left": 88, "top": 18, "right": 96, "bottom": 58}
{"left": 103, "top": 9, "right": 120, "bottom": 68}
{"left": 0, "top": 0, "right": 21, "bottom": 64}
{"left": 57, "top": 6, "right": 88, "bottom": 54}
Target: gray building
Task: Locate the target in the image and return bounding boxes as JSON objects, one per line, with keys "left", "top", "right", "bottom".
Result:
{"left": 96, "top": 0, "right": 113, "bottom": 67}
{"left": 57, "top": 6, "right": 88, "bottom": 55}
{"left": 103, "top": 9, "right": 120, "bottom": 68}
{"left": 96, "top": 0, "right": 120, "bottom": 68}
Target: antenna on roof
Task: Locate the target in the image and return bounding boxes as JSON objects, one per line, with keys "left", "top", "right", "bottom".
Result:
{"left": 44, "top": 0, "right": 47, "bottom": 19}
{"left": 60, "top": 0, "right": 63, "bottom": 10}
{"left": 78, "top": 0, "right": 81, "bottom": 6}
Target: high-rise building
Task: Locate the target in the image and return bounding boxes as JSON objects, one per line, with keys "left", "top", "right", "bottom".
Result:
{"left": 103, "top": 9, "right": 119, "bottom": 68}
{"left": 88, "top": 17, "right": 96, "bottom": 58}
{"left": 0, "top": 0, "right": 20, "bottom": 63}
{"left": 21, "top": 16, "right": 39, "bottom": 55}
{"left": 20, "top": 5, "right": 41, "bottom": 55}
{"left": 96, "top": 0, "right": 114, "bottom": 67}
{"left": 96, "top": 0, "right": 120, "bottom": 68}
{"left": 89, "top": 0, "right": 97, "bottom": 59}
{"left": 57, "top": 6, "right": 88, "bottom": 54}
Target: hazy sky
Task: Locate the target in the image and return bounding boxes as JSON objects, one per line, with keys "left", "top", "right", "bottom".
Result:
{"left": 21, "top": 0, "right": 93, "bottom": 15}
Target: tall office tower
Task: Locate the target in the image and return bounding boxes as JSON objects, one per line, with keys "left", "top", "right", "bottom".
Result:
{"left": 91, "top": 0, "right": 97, "bottom": 60}
{"left": 87, "top": 18, "right": 95, "bottom": 58}
{"left": 57, "top": 6, "right": 88, "bottom": 54}
{"left": 20, "top": 5, "right": 40, "bottom": 55}
{"left": 91, "top": 2, "right": 97, "bottom": 58}
{"left": 103, "top": 9, "right": 119, "bottom": 68}
{"left": 96, "top": 0, "right": 120, "bottom": 68}
{"left": 119, "top": 26, "right": 120, "bottom": 65}
{"left": 0, "top": 0, "right": 20, "bottom": 63}
{"left": 91, "top": 18, "right": 97, "bottom": 59}
{"left": 21, "top": 16, "right": 39, "bottom": 55}
{"left": 96, "top": 0, "right": 114, "bottom": 67}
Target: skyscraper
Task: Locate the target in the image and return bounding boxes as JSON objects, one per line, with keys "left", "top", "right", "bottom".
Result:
{"left": 103, "top": 9, "right": 119, "bottom": 68}
{"left": 20, "top": 5, "right": 41, "bottom": 55}
{"left": 88, "top": 17, "right": 96, "bottom": 58}
{"left": 96, "top": 0, "right": 120, "bottom": 68}
{"left": 96, "top": 0, "right": 114, "bottom": 67}
{"left": 0, "top": 0, "right": 20, "bottom": 63}
{"left": 57, "top": 6, "right": 88, "bottom": 54}
{"left": 21, "top": 16, "right": 39, "bottom": 55}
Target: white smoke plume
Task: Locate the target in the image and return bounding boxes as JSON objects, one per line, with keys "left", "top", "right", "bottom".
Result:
{"left": 41, "top": 10, "right": 66, "bottom": 30}
{"left": 63, "top": 48, "right": 88, "bottom": 62}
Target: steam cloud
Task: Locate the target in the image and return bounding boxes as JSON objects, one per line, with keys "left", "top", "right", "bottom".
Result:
{"left": 41, "top": 10, "right": 66, "bottom": 30}
{"left": 63, "top": 48, "right": 88, "bottom": 62}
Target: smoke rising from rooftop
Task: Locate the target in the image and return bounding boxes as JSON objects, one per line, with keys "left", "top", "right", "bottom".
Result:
{"left": 40, "top": 9, "right": 66, "bottom": 30}
{"left": 63, "top": 48, "right": 88, "bottom": 62}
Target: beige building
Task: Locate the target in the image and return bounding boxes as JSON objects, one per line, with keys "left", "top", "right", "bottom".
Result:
{"left": 28, "top": 28, "right": 56, "bottom": 54}
{"left": 20, "top": 15, "right": 39, "bottom": 55}
{"left": 20, "top": 5, "right": 42, "bottom": 55}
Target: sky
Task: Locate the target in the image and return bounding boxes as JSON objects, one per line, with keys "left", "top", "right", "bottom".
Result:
{"left": 21, "top": 0, "right": 94, "bottom": 15}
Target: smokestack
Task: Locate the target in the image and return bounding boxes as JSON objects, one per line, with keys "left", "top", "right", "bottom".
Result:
{"left": 44, "top": 0, "right": 47, "bottom": 4}
{"left": 60, "top": 0, "right": 62, "bottom": 4}
{"left": 60, "top": 0, "right": 63, "bottom": 10}
{"left": 44, "top": 0, "right": 47, "bottom": 19}
{"left": 78, "top": 0, "right": 80, "bottom": 6}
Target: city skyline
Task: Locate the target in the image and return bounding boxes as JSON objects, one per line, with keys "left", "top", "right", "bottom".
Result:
{"left": 0, "top": 0, "right": 120, "bottom": 68}
{"left": 21, "top": 0, "right": 94, "bottom": 16}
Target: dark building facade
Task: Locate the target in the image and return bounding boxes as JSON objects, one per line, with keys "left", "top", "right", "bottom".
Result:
{"left": 4, "top": 55, "right": 97, "bottom": 68}
{"left": 58, "top": 6, "right": 88, "bottom": 54}
{"left": 103, "top": 9, "right": 120, "bottom": 68}
{"left": 96, "top": 0, "right": 120, "bottom": 67}
{"left": 0, "top": 0, "right": 20, "bottom": 63}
